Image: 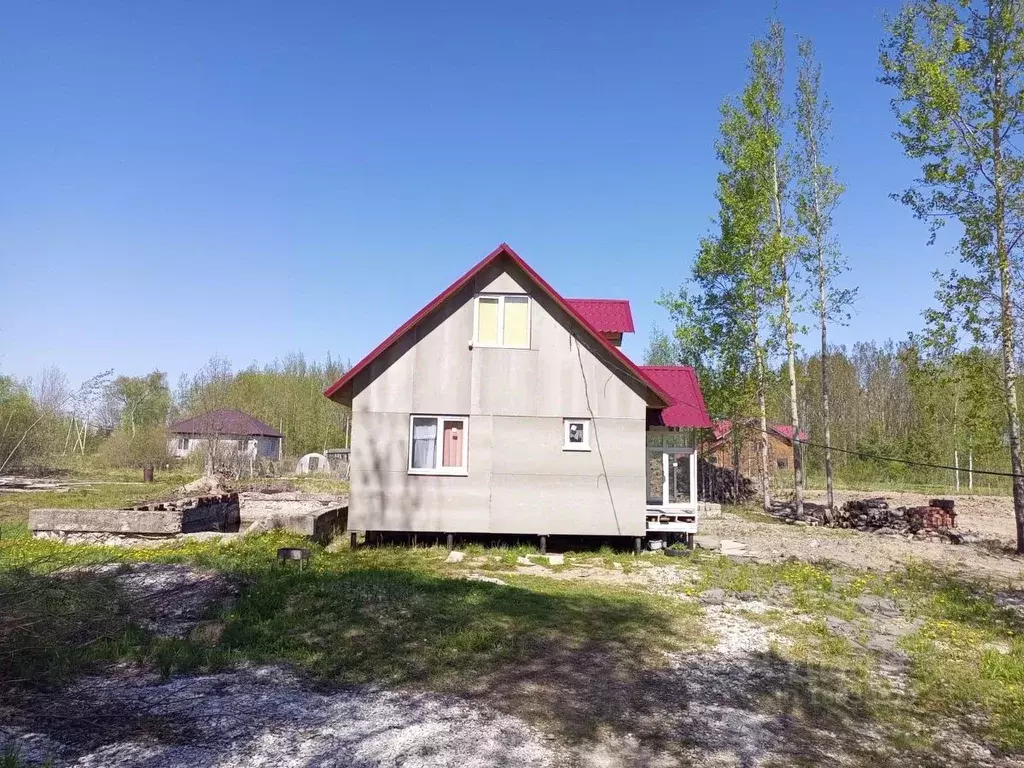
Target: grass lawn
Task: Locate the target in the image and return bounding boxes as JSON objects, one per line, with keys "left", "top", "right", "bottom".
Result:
{"left": 1, "top": 532, "right": 1022, "bottom": 765}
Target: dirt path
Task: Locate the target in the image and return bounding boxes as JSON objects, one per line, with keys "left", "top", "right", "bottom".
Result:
{"left": 700, "top": 491, "right": 1024, "bottom": 583}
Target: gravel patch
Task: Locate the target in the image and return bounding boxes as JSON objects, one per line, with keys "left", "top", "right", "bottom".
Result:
{"left": 1, "top": 666, "right": 558, "bottom": 768}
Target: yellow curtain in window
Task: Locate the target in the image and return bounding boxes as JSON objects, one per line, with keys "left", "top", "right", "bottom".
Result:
{"left": 477, "top": 298, "right": 499, "bottom": 344}
{"left": 503, "top": 297, "right": 529, "bottom": 347}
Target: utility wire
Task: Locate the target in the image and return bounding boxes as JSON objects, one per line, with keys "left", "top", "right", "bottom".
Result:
{"left": 731, "top": 421, "right": 1024, "bottom": 480}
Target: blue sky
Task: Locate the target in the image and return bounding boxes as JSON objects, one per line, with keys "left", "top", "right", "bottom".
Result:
{"left": 0, "top": 0, "right": 954, "bottom": 388}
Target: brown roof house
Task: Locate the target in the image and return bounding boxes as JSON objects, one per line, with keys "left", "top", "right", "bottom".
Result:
{"left": 700, "top": 419, "right": 808, "bottom": 480}
{"left": 168, "top": 409, "right": 283, "bottom": 461}
{"left": 324, "top": 243, "right": 712, "bottom": 548}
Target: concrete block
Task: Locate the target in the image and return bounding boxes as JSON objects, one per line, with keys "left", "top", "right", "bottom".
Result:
{"left": 31, "top": 508, "right": 186, "bottom": 535}
{"left": 446, "top": 551, "right": 465, "bottom": 563}
{"left": 694, "top": 535, "right": 721, "bottom": 551}
{"left": 544, "top": 554, "right": 564, "bottom": 565}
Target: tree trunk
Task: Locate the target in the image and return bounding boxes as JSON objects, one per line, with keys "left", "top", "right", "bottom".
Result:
{"left": 990, "top": 48, "right": 1024, "bottom": 554}
{"left": 756, "top": 347, "right": 771, "bottom": 512}
{"left": 782, "top": 265, "right": 804, "bottom": 515}
{"left": 772, "top": 155, "right": 803, "bottom": 516}
{"left": 998, "top": 253, "right": 1024, "bottom": 553}
{"left": 732, "top": 425, "right": 741, "bottom": 500}
{"left": 818, "top": 244, "right": 835, "bottom": 510}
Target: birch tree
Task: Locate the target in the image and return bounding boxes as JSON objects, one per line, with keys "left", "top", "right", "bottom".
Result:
{"left": 662, "top": 53, "right": 779, "bottom": 510}
{"left": 749, "top": 21, "right": 806, "bottom": 516}
{"left": 881, "top": 0, "right": 1024, "bottom": 551}
{"left": 795, "top": 38, "right": 855, "bottom": 511}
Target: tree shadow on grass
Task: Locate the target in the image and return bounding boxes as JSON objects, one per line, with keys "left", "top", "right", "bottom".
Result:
{"left": 211, "top": 566, "right": 935, "bottom": 766}
{"left": 0, "top": 557, "right": 985, "bottom": 767}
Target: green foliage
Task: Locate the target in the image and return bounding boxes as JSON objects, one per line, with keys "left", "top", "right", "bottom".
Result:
{"left": 0, "top": 376, "right": 49, "bottom": 470}
{"left": 104, "top": 372, "right": 171, "bottom": 437}
{"left": 642, "top": 324, "right": 678, "bottom": 365}
{"left": 94, "top": 424, "right": 171, "bottom": 468}
{"left": 795, "top": 37, "right": 853, "bottom": 324}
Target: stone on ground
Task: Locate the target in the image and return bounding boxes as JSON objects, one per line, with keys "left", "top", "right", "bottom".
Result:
{"left": 445, "top": 551, "right": 465, "bottom": 563}
{"left": 693, "top": 535, "right": 721, "bottom": 551}
{"left": 719, "top": 539, "right": 748, "bottom": 556}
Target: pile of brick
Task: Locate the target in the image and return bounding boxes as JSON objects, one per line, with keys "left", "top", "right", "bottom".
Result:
{"left": 769, "top": 496, "right": 980, "bottom": 544}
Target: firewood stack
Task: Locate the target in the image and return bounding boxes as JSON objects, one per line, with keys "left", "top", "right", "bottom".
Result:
{"left": 697, "top": 459, "right": 756, "bottom": 504}
{"left": 768, "top": 496, "right": 979, "bottom": 544}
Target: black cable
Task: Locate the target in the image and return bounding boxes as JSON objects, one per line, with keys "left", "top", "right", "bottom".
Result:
{"left": 728, "top": 421, "right": 1023, "bottom": 480}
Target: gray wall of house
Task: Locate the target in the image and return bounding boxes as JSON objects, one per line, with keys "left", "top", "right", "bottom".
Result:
{"left": 348, "top": 260, "right": 649, "bottom": 537}
{"left": 169, "top": 435, "right": 282, "bottom": 460}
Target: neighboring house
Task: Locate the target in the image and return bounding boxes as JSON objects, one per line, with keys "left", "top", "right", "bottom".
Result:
{"left": 168, "top": 409, "right": 283, "bottom": 460}
{"left": 324, "top": 243, "right": 711, "bottom": 546}
{"left": 701, "top": 419, "right": 808, "bottom": 477}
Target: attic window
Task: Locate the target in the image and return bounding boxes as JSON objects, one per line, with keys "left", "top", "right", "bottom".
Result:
{"left": 474, "top": 295, "right": 530, "bottom": 348}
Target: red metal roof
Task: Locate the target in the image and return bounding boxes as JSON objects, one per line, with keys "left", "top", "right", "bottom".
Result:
{"left": 168, "top": 409, "right": 283, "bottom": 438}
{"left": 638, "top": 366, "right": 712, "bottom": 428}
{"left": 564, "top": 299, "right": 635, "bottom": 334}
{"left": 711, "top": 419, "right": 808, "bottom": 442}
{"left": 324, "top": 243, "right": 673, "bottom": 407}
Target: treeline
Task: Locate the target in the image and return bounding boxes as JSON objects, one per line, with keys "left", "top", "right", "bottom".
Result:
{"left": 0, "top": 354, "right": 350, "bottom": 471}
{"left": 768, "top": 342, "right": 1010, "bottom": 493}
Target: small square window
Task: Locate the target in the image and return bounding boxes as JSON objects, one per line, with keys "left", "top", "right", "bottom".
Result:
{"left": 563, "top": 418, "right": 591, "bottom": 451}
{"left": 776, "top": 457, "right": 789, "bottom": 469}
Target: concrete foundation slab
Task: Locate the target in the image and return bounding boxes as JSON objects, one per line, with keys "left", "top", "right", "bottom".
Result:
{"left": 239, "top": 492, "right": 348, "bottom": 542}
{"left": 30, "top": 494, "right": 240, "bottom": 537}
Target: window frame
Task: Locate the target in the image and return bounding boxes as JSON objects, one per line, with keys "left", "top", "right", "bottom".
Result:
{"left": 563, "top": 418, "right": 592, "bottom": 452}
{"left": 407, "top": 414, "right": 469, "bottom": 476}
{"left": 472, "top": 294, "right": 531, "bottom": 349}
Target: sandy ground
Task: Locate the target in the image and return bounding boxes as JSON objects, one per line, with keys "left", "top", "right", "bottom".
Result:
{"left": 701, "top": 490, "right": 1024, "bottom": 583}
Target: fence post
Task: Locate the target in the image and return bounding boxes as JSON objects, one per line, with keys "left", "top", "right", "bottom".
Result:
{"left": 954, "top": 450, "right": 960, "bottom": 492}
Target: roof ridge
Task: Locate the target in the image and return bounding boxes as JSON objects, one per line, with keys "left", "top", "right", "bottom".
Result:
{"left": 565, "top": 297, "right": 631, "bottom": 302}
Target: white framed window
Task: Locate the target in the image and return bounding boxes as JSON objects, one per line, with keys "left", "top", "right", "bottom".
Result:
{"left": 563, "top": 418, "right": 591, "bottom": 451}
{"left": 473, "top": 294, "right": 530, "bottom": 348}
{"left": 179, "top": 437, "right": 189, "bottom": 451}
{"left": 408, "top": 415, "right": 469, "bottom": 475}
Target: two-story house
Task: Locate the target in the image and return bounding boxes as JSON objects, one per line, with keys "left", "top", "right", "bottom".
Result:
{"left": 324, "top": 244, "right": 711, "bottom": 550}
